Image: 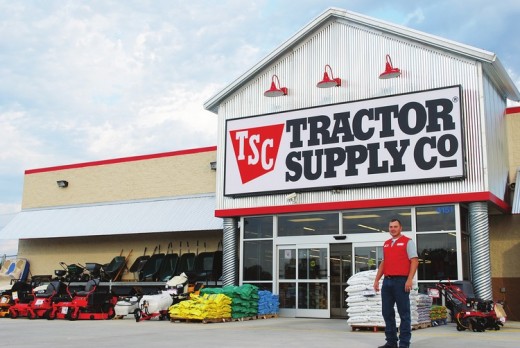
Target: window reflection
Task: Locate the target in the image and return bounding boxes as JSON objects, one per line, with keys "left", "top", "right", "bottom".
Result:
{"left": 243, "top": 216, "right": 273, "bottom": 239}
{"left": 417, "top": 233, "right": 457, "bottom": 281}
{"left": 416, "top": 205, "right": 456, "bottom": 232}
{"left": 278, "top": 213, "right": 338, "bottom": 236}
{"left": 243, "top": 240, "right": 273, "bottom": 281}
{"left": 342, "top": 208, "right": 411, "bottom": 233}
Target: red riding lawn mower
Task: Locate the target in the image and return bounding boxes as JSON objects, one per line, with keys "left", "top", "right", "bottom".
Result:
{"left": 436, "top": 280, "right": 506, "bottom": 332}
{"left": 9, "top": 281, "right": 68, "bottom": 319}
{"left": 51, "top": 279, "right": 117, "bottom": 320}
{"left": 4, "top": 281, "right": 34, "bottom": 318}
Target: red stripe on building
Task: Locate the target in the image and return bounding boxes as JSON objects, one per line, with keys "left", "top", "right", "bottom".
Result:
{"left": 25, "top": 146, "right": 217, "bottom": 174}
{"left": 506, "top": 106, "right": 520, "bottom": 114}
{"left": 215, "top": 191, "right": 510, "bottom": 217}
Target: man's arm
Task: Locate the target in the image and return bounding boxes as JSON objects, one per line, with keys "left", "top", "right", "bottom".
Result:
{"left": 405, "top": 257, "right": 419, "bottom": 291}
{"left": 373, "top": 260, "right": 385, "bottom": 292}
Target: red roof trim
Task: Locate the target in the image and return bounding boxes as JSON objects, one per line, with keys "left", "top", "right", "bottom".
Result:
{"left": 506, "top": 106, "right": 520, "bottom": 115}
{"left": 25, "top": 146, "right": 217, "bottom": 174}
{"left": 215, "top": 191, "right": 510, "bottom": 217}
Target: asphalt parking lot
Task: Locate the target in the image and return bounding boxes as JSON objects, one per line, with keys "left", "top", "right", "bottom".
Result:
{"left": 2, "top": 317, "right": 520, "bottom": 348}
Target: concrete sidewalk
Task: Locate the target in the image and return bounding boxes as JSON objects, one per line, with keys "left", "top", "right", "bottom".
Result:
{"left": 2, "top": 317, "right": 519, "bottom": 348}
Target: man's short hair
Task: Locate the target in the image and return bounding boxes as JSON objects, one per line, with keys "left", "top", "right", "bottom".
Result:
{"left": 390, "top": 218, "right": 402, "bottom": 226}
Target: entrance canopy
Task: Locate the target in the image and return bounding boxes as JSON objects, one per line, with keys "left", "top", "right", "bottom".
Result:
{"left": 0, "top": 194, "right": 221, "bottom": 239}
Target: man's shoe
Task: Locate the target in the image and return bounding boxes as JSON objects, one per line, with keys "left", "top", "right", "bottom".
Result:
{"left": 378, "top": 344, "right": 397, "bottom": 348}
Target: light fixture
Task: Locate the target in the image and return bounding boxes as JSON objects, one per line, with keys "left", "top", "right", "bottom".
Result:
{"left": 210, "top": 161, "right": 217, "bottom": 170}
{"left": 57, "top": 180, "right": 68, "bottom": 188}
{"left": 316, "top": 64, "right": 341, "bottom": 88}
{"left": 264, "top": 74, "right": 288, "bottom": 97}
{"left": 379, "top": 54, "right": 401, "bottom": 79}
{"left": 334, "top": 235, "right": 347, "bottom": 240}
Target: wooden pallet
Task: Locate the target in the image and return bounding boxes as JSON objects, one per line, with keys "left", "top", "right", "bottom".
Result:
{"left": 351, "top": 322, "right": 432, "bottom": 332}
{"left": 170, "top": 313, "right": 279, "bottom": 324}
{"left": 257, "top": 313, "right": 279, "bottom": 319}
{"left": 413, "top": 322, "right": 432, "bottom": 330}
{"left": 231, "top": 316, "right": 257, "bottom": 321}
{"left": 170, "top": 316, "right": 232, "bottom": 324}
{"left": 351, "top": 324, "right": 385, "bottom": 332}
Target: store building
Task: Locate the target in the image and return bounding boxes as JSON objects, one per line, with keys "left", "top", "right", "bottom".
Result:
{"left": 2, "top": 7, "right": 520, "bottom": 320}
{"left": 203, "top": 8, "right": 520, "bottom": 319}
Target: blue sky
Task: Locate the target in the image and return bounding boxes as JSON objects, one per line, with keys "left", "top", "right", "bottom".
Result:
{"left": 1, "top": 0, "right": 520, "bottom": 256}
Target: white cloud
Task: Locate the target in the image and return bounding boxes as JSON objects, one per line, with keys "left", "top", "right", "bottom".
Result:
{"left": 0, "top": 0, "right": 519, "bottom": 213}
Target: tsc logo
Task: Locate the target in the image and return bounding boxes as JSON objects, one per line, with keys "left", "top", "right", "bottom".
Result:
{"left": 229, "top": 124, "right": 284, "bottom": 184}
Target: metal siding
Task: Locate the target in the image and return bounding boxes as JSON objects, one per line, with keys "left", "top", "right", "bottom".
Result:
{"left": 482, "top": 74, "right": 509, "bottom": 198}
{"left": 215, "top": 20, "right": 501, "bottom": 212}
{"left": 0, "top": 194, "right": 222, "bottom": 239}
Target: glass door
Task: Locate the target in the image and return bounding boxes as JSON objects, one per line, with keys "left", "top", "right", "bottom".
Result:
{"left": 278, "top": 244, "right": 329, "bottom": 318}
{"left": 353, "top": 245, "right": 383, "bottom": 273}
{"left": 330, "top": 243, "right": 352, "bottom": 318}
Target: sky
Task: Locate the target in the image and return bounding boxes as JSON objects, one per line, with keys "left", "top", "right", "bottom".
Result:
{"left": 1, "top": 0, "right": 520, "bottom": 257}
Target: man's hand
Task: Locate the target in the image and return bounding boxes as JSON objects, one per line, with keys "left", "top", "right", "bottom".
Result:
{"left": 373, "top": 280, "right": 380, "bottom": 292}
{"left": 405, "top": 279, "right": 413, "bottom": 292}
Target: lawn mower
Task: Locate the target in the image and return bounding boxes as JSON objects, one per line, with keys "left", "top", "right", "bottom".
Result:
{"left": 133, "top": 272, "right": 190, "bottom": 322}
{"left": 436, "top": 280, "right": 506, "bottom": 332}
{"left": 24, "top": 280, "right": 69, "bottom": 319}
{"left": 1, "top": 281, "right": 33, "bottom": 318}
{"left": 8, "top": 281, "right": 37, "bottom": 319}
{"left": 51, "top": 279, "right": 117, "bottom": 320}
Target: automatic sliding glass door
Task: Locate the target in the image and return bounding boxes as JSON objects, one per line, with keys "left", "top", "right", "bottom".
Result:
{"left": 278, "top": 244, "right": 329, "bottom": 318}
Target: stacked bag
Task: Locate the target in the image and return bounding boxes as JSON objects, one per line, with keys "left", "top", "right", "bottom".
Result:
{"left": 257, "top": 290, "right": 279, "bottom": 315}
{"left": 168, "top": 293, "right": 232, "bottom": 320}
{"left": 430, "top": 305, "right": 448, "bottom": 325}
{"left": 202, "top": 284, "right": 259, "bottom": 319}
{"left": 345, "top": 270, "right": 384, "bottom": 326}
{"left": 416, "top": 294, "right": 433, "bottom": 324}
{"left": 345, "top": 270, "right": 425, "bottom": 327}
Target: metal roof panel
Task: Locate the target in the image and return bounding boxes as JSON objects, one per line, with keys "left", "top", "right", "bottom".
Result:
{"left": 0, "top": 194, "right": 221, "bottom": 239}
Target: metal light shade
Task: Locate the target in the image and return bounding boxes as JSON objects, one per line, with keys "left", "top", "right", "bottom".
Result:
{"left": 317, "top": 64, "right": 341, "bottom": 88}
{"left": 379, "top": 54, "right": 401, "bottom": 79}
{"left": 264, "top": 75, "right": 288, "bottom": 97}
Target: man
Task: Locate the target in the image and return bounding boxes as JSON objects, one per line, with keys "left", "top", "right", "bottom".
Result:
{"left": 373, "top": 219, "right": 419, "bottom": 348}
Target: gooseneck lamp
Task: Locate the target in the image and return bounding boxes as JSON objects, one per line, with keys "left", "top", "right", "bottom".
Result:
{"left": 316, "top": 64, "right": 341, "bottom": 88}
{"left": 379, "top": 54, "right": 401, "bottom": 79}
{"left": 264, "top": 75, "right": 288, "bottom": 97}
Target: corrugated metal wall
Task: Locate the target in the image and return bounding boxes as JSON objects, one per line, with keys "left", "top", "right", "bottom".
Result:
{"left": 482, "top": 73, "right": 509, "bottom": 197}
{"left": 216, "top": 19, "right": 506, "bottom": 212}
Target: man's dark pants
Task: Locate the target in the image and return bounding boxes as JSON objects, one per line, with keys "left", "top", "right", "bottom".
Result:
{"left": 381, "top": 276, "right": 411, "bottom": 348}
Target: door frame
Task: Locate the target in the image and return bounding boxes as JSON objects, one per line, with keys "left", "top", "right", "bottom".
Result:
{"left": 277, "top": 243, "right": 330, "bottom": 318}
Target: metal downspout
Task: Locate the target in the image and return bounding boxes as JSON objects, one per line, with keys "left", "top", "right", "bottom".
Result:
{"left": 222, "top": 217, "right": 238, "bottom": 286}
{"left": 468, "top": 202, "right": 492, "bottom": 300}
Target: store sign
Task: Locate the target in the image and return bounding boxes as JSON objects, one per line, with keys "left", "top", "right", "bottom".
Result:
{"left": 224, "top": 85, "right": 464, "bottom": 196}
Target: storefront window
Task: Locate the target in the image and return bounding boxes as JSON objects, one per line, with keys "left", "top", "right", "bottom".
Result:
{"left": 243, "top": 240, "right": 273, "bottom": 281}
{"left": 354, "top": 246, "right": 383, "bottom": 273}
{"left": 342, "top": 208, "right": 412, "bottom": 233}
{"left": 417, "top": 233, "right": 457, "bottom": 281}
{"left": 416, "top": 205, "right": 456, "bottom": 232}
{"left": 278, "top": 213, "right": 339, "bottom": 237}
{"left": 243, "top": 216, "right": 273, "bottom": 239}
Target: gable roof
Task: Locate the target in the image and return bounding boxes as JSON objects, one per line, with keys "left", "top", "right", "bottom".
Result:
{"left": 204, "top": 7, "right": 519, "bottom": 113}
